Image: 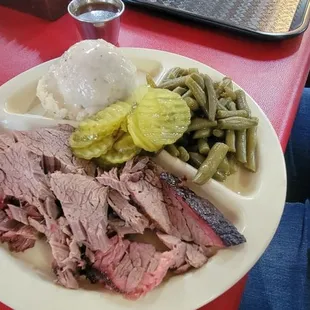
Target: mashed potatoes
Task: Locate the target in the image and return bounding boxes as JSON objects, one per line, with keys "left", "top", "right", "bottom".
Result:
{"left": 37, "top": 39, "right": 137, "bottom": 121}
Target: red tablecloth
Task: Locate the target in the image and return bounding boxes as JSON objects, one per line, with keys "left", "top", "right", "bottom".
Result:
{"left": 0, "top": 4, "right": 309, "bottom": 310}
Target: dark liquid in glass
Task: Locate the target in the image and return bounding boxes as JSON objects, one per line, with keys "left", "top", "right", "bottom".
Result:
{"left": 75, "top": 3, "right": 120, "bottom": 22}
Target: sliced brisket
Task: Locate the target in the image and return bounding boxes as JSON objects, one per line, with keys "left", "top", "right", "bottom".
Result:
{"left": 160, "top": 172, "right": 246, "bottom": 247}
{"left": 50, "top": 172, "right": 110, "bottom": 252}
{"left": 0, "top": 132, "right": 15, "bottom": 151}
{"left": 90, "top": 236, "right": 174, "bottom": 299}
{"left": 157, "top": 233, "right": 214, "bottom": 272}
{"left": 0, "top": 143, "right": 54, "bottom": 206}
{"left": 108, "top": 190, "right": 149, "bottom": 234}
{"left": 107, "top": 219, "right": 137, "bottom": 237}
{"left": 12, "top": 125, "right": 96, "bottom": 176}
{"left": 0, "top": 210, "right": 38, "bottom": 252}
{"left": 97, "top": 167, "right": 130, "bottom": 198}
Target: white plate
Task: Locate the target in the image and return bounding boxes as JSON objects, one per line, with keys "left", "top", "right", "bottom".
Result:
{"left": 0, "top": 48, "right": 286, "bottom": 310}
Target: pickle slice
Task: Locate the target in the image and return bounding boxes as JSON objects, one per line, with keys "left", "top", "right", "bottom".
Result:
{"left": 78, "top": 101, "right": 132, "bottom": 135}
{"left": 69, "top": 101, "right": 132, "bottom": 149}
{"left": 97, "top": 133, "right": 141, "bottom": 165}
{"left": 127, "top": 111, "right": 162, "bottom": 152}
{"left": 113, "top": 133, "right": 137, "bottom": 153}
{"left": 102, "top": 147, "right": 140, "bottom": 164}
{"left": 72, "top": 135, "right": 115, "bottom": 160}
{"left": 135, "top": 88, "right": 191, "bottom": 145}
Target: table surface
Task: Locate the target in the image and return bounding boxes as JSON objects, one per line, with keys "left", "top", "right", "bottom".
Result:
{"left": 0, "top": 3, "right": 309, "bottom": 310}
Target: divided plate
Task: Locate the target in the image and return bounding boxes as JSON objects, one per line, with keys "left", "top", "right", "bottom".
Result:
{"left": 0, "top": 48, "right": 287, "bottom": 310}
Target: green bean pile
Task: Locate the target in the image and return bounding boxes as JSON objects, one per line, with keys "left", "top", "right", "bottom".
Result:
{"left": 150, "top": 67, "right": 259, "bottom": 185}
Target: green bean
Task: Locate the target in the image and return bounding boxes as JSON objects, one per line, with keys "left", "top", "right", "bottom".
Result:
{"left": 227, "top": 101, "right": 237, "bottom": 111}
{"left": 193, "top": 142, "right": 229, "bottom": 185}
{"left": 181, "top": 69, "right": 190, "bottom": 76}
{"left": 193, "top": 128, "right": 212, "bottom": 139}
{"left": 181, "top": 89, "right": 193, "bottom": 99}
{"left": 185, "top": 77, "right": 208, "bottom": 116}
{"left": 235, "top": 89, "right": 251, "bottom": 116}
{"left": 203, "top": 74, "right": 218, "bottom": 121}
{"left": 225, "top": 130, "right": 236, "bottom": 152}
{"left": 221, "top": 87, "right": 237, "bottom": 101}
{"left": 173, "top": 86, "right": 187, "bottom": 95}
{"left": 215, "top": 84, "right": 224, "bottom": 98}
{"left": 198, "top": 139, "right": 210, "bottom": 155}
{"left": 212, "top": 170, "right": 227, "bottom": 182}
{"left": 245, "top": 126, "right": 258, "bottom": 172}
{"left": 217, "top": 117, "right": 259, "bottom": 130}
{"left": 236, "top": 130, "right": 247, "bottom": 163}
{"left": 228, "top": 154, "right": 238, "bottom": 174}
{"left": 214, "top": 82, "right": 220, "bottom": 91}
{"left": 213, "top": 129, "right": 225, "bottom": 138}
{"left": 178, "top": 146, "right": 190, "bottom": 162}
{"left": 188, "top": 68, "right": 199, "bottom": 74}
{"left": 222, "top": 77, "right": 233, "bottom": 90}
{"left": 165, "top": 144, "right": 180, "bottom": 157}
{"left": 158, "top": 76, "right": 187, "bottom": 90}
{"left": 191, "top": 73, "right": 205, "bottom": 89}
{"left": 217, "top": 98, "right": 229, "bottom": 111}
{"left": 217, "top": 102, "right": 228, "bottom": 111}
{"left": 146, "top": 74, "right": 157, "bottom": 88}
{"left": 189, "top": 152, "right": 205, "bottom": 168}
{"left": 219, "top": 97, "right": 232, "bottom": 107}
{"left": 187, "top": 118, "right": 217, "bottom": 132}
{"left": 218, "top": 157, "right": 230, "bottom": 175}
{"left": 168, "top": 67, "right": 183, "bottom": 79}
{"left": 184, "top": 97, "right": 200, "bottom": 111}
{"left": 160, "top": 68, "right": 177, "bottom": 83}
{"left": 216, "top": 110, "right": 249, "bottom": 119}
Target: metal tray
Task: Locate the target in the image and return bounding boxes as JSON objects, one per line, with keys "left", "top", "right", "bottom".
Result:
{"left": 123, "top": 0, "right": 310, "bottom": 40}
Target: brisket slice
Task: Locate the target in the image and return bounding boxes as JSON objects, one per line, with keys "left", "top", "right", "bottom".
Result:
{"left": 0, "top": 146, "right": 81, "bottom": 287}
{"left": 107, "top": 218, "right": 137, "bottom": 237}
{"left": 156, "top": 233, "right": 217, "bottom": 273}
{"left": 160, "top": 173, "right": 246, "bottom": 247}
{"left": 107, "top": 190, "right": 149, "bottom": 234}
{"left": 0, "top": 210, "right": 38, "bottom": 252}
{"left": 50, "top": 172, "right": 110, "bottom": 252}
{"left": 126, "top": 179, "right": 173, "bottom": 234}
{"left": 12, "top": 125, "right": 96, "bottom": 176}
{"left": 120, "top": 156, "right": 150, "bottom": 182}
{"left": 0, "top": 143, "right": 54, "bottom": 208}
{"left": 97, "top": 167, "right": 130, "bottom": 198}
{"left": 0, "top": 132, "right": 15, "bottom": 151}
{"left": 99, "top": 157, "right": 173, "bottom": 235}
{"left": 87, "top": 236, "right": 175, "bottom": 299}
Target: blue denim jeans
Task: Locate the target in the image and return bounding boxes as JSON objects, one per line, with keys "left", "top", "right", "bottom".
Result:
{"left": 240, "top": 88, "right": 310, "bottom": 310}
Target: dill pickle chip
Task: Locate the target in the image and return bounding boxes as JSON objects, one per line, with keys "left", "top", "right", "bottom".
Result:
{"left": 98, "top": 132, "right": 141, "bottom": 165}
{"left": 78, "top": 101, "right": 132, "bottom": 135}
{"left": 113, "top": 133, "right": 137, "bottom": 153}
{"left": 69, "top": 130, "right": 100, "bottom": 149}
{"left": 102, "top": 147, "right": 141, "bottom": 164}
{"left": 127, "top": 111, "right": 162, "bottom": 152}
{"left": 72, "top": 135, "right": 115, "bottom": 160}
{"left": 135, "top": 88, "right": 191, "bottom": 145}
{"left": 120, "top": 119, "right": 128, "bottom": 132}
{"left": 70, "top": 101, "right": 132, "bottom": 149}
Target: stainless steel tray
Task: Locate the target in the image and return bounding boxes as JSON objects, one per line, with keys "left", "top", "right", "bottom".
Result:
{"left": 124, "top": 0, "right": 310, "bottom": 39}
